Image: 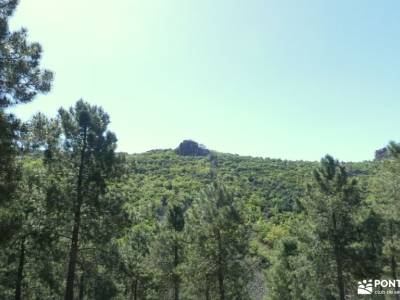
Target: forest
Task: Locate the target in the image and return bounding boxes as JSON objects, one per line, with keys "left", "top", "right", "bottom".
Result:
{"left": 1, "top": 1, "right": 400, "bottom": 299}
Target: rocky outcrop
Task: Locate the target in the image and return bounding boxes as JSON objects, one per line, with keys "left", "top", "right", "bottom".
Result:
{"left": 176, "top": 140, "right": 210, "bottom": 156}
{"left": 375, "top": 147, "right": 389, "bottom": 160}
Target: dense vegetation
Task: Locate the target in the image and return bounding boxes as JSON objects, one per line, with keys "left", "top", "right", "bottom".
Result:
{"left": 1, "top": 1, "right": 400, "bottom": 299}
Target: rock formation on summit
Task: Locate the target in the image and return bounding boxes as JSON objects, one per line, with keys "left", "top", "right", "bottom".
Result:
{"left": 176, "top": 140, "right": 210, "bottom": 156}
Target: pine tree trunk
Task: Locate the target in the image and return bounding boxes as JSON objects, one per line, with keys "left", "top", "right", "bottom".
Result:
{"left": 205, "top": 276, "right": 210, "bottom": 300}
{"left": 216, "top": 230, "right": 225, "bottom": 300}
{"left": 173, "top": 241, "right": 180, "bottom": 300}
{"left": 64, "top": 126, "right": 87, "bottom": 300}
{"left": 133, "top": 280, "right": 138, "bottom": 300}
{"left": 15, "top": 238, "right": 25, "bottom": 300}
{"left": 332, "top": 213, "right": 345, "bottom": 300}
{"left": 205, "top": 288, "right": 210, "bottom": 300}
{"left": 133, "top": 279, "right": 138, "bottom": 300}
{"left": 392, "top": 255, "right": 400, "bottom": 300}
{"left": 78, "top": 273, "right": 85, "bottom": 300}
{"left": 64, "top": 203, "right": 82, "bottom": 300}
{"left": 389, "top": 222, "right": 400, "bottom": 300}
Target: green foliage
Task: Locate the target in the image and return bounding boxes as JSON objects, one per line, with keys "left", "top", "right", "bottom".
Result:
{"left": 3, "top": 2, "right": 400, "bottom": 299}
{"left": 55, "top": 100, "right": 120, "bottom": 299}
{"left": 0, "top": 0, "right": 53, "bottom": 107}
{"left": 0, "top": 0, "right": 53, "bottom": 248}
{"left": 0, "top": 12, "right": 397, "bottom": 295}
{"left": 3, "top": 120, "right": 395, "bottom": 300}
{"left": 184, "top": 182, "right": 252, "bottom": 300}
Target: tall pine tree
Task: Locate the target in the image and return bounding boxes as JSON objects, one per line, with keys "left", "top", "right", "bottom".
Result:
{"left": 185, "top": 182, "right": 251, "bottom": 300}
{"left": 57, "top": 100, "right": 117, "bottom": 300}
{"left": 0, "top": 0, "right": 53, "bottom": 243}
{"left": 304, "top": 155, "right": 362, "bottom": 300}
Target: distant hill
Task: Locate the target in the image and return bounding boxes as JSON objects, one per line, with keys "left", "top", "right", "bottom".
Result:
{"left": 126, "top": 143, "right": 377, "bottom": 214}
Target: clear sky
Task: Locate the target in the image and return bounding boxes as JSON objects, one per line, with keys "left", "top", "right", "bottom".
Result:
{"left": 8, "top": 0, "right": 400, "bottom": 161}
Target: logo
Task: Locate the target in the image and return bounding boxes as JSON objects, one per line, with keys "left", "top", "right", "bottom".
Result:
{"left": 357, "top": 279, "right": 400, "bottom": 295}
{"left": 358, "top": 280, "right": 373, "bottom": 295}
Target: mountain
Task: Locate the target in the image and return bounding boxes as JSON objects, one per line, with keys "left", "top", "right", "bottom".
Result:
{"left": 126, "top": 143, "right": 376, "bottom": 215}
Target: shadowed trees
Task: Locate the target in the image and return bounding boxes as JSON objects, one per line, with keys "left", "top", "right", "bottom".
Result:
{"left": 186, "top": 182, "right": 252, "bottom": 300}
{"left": 57, "top": 100, "right": 117, "bottom": 300}
{"left": 0, "top": 0, "right": 53, "bottom": 245}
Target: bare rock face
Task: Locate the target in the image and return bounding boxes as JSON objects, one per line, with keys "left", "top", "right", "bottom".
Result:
{"left": 375, "top": 147, "right": 389, "bottom": 160}
{"left": 176, "top": 140, "right": 210, "bottom": 156}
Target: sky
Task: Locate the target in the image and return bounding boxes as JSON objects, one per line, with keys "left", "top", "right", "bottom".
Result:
{"left": 8, "top": 0, "right": 400, "bottom": 161}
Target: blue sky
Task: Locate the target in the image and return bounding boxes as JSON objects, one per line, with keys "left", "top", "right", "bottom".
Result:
{"left": 8, "top": 0, "right": 400, "bottom": 161}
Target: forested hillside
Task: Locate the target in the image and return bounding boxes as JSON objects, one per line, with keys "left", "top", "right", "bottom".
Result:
{"left": 2, "top": 1, "right": 400, "bottom": 299}
{"left": 2, "top": 124, "right": 396, "bottom": 299}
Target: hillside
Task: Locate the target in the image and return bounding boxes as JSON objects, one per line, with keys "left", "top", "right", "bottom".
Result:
{"left": 129, "top": 149, "right": 317, "bottom": 212}
{"left": 0, "top": 131, "right": 390, "bottom": 299}
{"left": 128, "top": 148, "right": 376, "bottom": 211}
{"left": 2, "top": 1, "right": 399, "bottom": 298}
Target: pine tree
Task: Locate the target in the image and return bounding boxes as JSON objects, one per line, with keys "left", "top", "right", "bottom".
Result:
{"left": 185, "top": 182, "right": 251, "bottom": 300}
{"left": 161, "top": 204, "right": 186, "bottom": 300}
{"left": 370, "top": 141, "right": 400, "bottom": 299}
{"left": 0, "top": 0, "right": 53, "bottom": 107}
{"left": 57, "top": 100, "right": 117, "bottom": 300}
{"left": 147, "top": 192, "right": 187, "bottom": 300}
{"left": 0, "top": 0, "right": 53, "bottom": 243}
{"left": 303, "top": 155, "right": 362, "bottom": 300}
